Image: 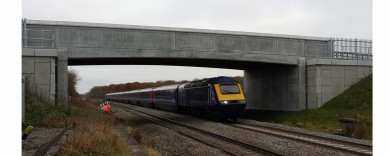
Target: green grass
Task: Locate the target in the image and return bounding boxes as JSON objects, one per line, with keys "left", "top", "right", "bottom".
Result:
{"left": 242, "top": 75, "right": 372, "bottom": 139}
{"left": 24, "top": 96, "right": 96, "bottom": 128}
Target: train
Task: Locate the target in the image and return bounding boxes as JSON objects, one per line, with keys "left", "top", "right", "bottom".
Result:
{"left": 105, "top": 76, "right": 247, "bottom": 121}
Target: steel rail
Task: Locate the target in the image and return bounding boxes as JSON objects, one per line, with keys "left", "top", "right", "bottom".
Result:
{"left": 34, "top": 128, "right": 67, "bottom": 156}
{"left": 112, "top": 103, "right": 281, "bottom": 156}
{"left": 228, "top": 122, "right": 372, "bottom": 156}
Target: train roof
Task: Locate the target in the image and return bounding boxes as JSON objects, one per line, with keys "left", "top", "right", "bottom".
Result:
{"left": 106, "top": 89, "right": 139, "bottom": 95}
{"left": 186, "top": 76, "right": 238, "bottom": 88}
{"left": 106, "top": 76, "right": 238, "bottom": 95}
{"left": 106, "top": 92, "right": 124, "bottom": 95}
{"left": 137, "top": 87, "right": 153, "bottom": 92}
{"left": 153, "top": 84, "right": 181, "bottom": 91}
{"left": 208, "top": 76, "right": 238, "bottom": 84}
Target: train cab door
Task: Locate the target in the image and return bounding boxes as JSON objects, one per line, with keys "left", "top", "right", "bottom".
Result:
{"left": 208, "top": 84, "right": 217, "bottom": 106}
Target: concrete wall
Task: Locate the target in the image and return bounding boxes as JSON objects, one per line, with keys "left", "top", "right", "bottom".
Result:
{"left": 306, "top": 59, "right": 372, "bottom": 109}
{"left": 22, "top": 49, "right": 57, "bottom": 104}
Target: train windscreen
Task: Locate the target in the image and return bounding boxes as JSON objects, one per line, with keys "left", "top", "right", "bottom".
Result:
{"left": 219, "top": 85, "right": 240, "bottom": 94}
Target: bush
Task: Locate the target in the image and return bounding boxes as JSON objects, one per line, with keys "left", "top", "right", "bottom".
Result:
{"left": 60, "top": 104, "right": 133, "bottom": 155}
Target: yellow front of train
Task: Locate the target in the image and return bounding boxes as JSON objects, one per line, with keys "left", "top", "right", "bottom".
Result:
{"left": 212, "top": 82, "right": 246, "bottom": 120}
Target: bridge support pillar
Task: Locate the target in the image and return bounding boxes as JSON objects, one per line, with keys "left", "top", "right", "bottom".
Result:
{"left": 244, "top": 58, "right": 307, "bottom": 111}
{"left": 57, "top": 48, "right": 68, "bottom": 105}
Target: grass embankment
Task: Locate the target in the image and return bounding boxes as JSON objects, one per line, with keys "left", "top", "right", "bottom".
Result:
{"left": 242, "top": 75, "right": 372, "bottom": 140}
{"left": 60, "top": 100, "right": 133, "bottom": 155}
{"left": 25, "top": 96, "right": 133, "bottom": 155}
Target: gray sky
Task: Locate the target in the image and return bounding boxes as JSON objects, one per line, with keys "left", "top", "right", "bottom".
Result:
{"left": 22, "top": 0, "right": 372, "bottom": 94}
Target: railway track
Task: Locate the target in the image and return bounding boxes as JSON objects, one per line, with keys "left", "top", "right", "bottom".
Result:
{"left": 112, "top": 103, "right": 281, "bottom": 156}
{"left": 34, "top": 128, "right": 67, "bottom": 156}
{"left": 227, "top": 122, "right": 372, "bottom": 155}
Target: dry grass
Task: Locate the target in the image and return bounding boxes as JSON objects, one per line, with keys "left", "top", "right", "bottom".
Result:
{"left": 145, "top": 148, "right": 161, "bottom": 156}
{"left": 130, "top": 127, "right": 160, "bottom": 156}
{"left": 59, "top": 101, "right": 133, "bottom": 156}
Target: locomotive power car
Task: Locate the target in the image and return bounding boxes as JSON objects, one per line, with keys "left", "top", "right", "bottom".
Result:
{"left": 105, "top": 76, "right": 246, "bottom": 120}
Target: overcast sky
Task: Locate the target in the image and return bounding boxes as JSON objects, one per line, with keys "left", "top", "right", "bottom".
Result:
{"left": 22, "top": 0, "right": 372, "bottom": 94}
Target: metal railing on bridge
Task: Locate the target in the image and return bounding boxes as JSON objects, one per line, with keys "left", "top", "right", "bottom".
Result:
{"left": 22, "top": 19, "right": 55, "bottom": 48}
{"left": 22, "top": 29, "right": 55, "bottom": 48}
{"left": 306, "top": 38, "right": 372, "bottom": 60}
{"left": 332, "top": 38, "right": 372, "bottom": 60}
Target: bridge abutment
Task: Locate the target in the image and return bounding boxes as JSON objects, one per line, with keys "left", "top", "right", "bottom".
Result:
{"left": 245, "top": 58, "right": 372, "bottom": 111}
{"left": 22, "top": 48, "right": 69, "bottom": 106}
{"left": 306, "top": 59, "right": 372, "bottom": 109}
{"left": 22, "top": 49, "right": 57, "bottom": 105}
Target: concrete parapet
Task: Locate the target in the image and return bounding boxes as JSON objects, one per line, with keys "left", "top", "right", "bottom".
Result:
{"left": 306, "top": 59, "right": 372, "bottom": 66}
{"left": 35, "top": 49, "right": 58, "bottom": 57}
{"left": 357, "top": 60, "right": 373, "bottom": 66}
{"left": 22, "top": 49, "right": 35, "bottom": 56}
{"left": 22, "top": 48, "right": 58, "bottom": 57}
{"left": 26, "top": 20, "right": 330, "bottom": 65}
{"left": 26, "top": 19, "right": 330, "bottom": 41}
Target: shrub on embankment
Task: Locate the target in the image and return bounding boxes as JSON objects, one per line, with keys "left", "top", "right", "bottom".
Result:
{"left": 25, "top": 95, "right": 134, "bottom": 155}
{"left": 242, "top": 74, "right": 372, "bottom": 140}
{"left": 24, "top": 69, "right": 133, "bottom": 155}
{"left": 24, "top": 69, "right": 82, "bottom": 127}
{"left": 59, "top": 100, "right": 133, "bottom": 155}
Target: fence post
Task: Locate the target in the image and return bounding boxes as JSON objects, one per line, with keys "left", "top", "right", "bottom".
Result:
{"left": 354, "top": 38, "right": 358, "bottom": 60}
{"left": 22, "top": 18, "right": 27, "bottom": 48}
{"left": 22, "top": 76, "right": 25, "bottom": 123}
{"left": 52, "top": 30, "right": 55, "bottom": 47}
{"left": 330, "top": 37, "right": 334, "bottom": 59}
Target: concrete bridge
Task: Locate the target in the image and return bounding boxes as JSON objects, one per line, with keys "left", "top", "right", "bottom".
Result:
{"left": 22, "top": 19, "right": 372, "bottom": 111}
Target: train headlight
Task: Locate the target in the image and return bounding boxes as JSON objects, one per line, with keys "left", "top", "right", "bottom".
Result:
{"left": 220, "top": 100, "right": 229, "bottom": 104}
{"left": 220, "top": 100, "right": 246, "bottom": 104}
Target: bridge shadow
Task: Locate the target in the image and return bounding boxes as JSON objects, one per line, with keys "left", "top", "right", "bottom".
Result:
{"left": 69, "top": 57, "right": 290, "bottom": 70}
{"left": 239, "top": 109, "right": 289, "bottom": 122}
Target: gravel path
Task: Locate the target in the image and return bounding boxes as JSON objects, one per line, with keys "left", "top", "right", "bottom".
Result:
{"left": 111, "top": 102, "right": 369, "bottom": 155}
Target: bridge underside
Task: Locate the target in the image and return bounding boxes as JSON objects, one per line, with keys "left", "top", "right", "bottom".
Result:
{"left": 68, "top": 57, "right": 291, "bottom": 70}
{"left": 69, "top": 57, "right": 304, "bottom": 111}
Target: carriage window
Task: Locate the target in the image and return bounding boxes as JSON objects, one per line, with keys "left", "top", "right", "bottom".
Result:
{"left": 219, "top": 85, "right": 240, "bottom": 94}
